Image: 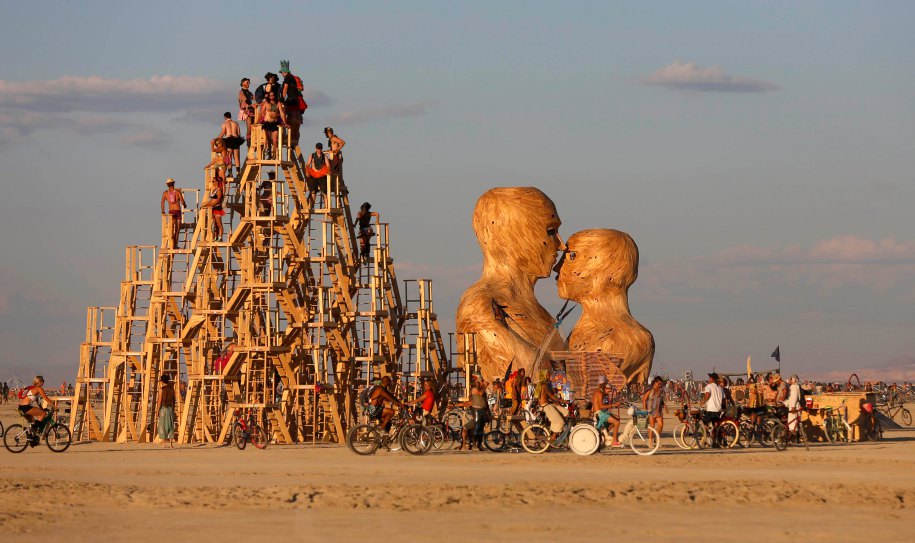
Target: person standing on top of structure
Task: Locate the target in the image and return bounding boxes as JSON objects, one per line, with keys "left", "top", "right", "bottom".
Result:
{"left": 238, "top": 78, "right": 254, "bottom": 147}
{"left": 160, "top": 178, "right": 187, "bottom": 249}
{"left": 304, "top": 142, "right": 330, "bottom": 207}
{"left": 217, "top": 112, "right": 245, "bottom": 177}
{"left": 279, "top": 60, "right": 305, "bottom": 150}
{"left": 324, "top": 127, "right": 345, "bottom": 187}
{"left": 257, "top": 91, "right": 287, "bottom": 159}
{"left": 354, "top": 202, "right": 379, "bottom": 262}
{"left": 202, "top": 175, "right": 225, "bottom": 240}
{"left": 255, "top": 72, "right": 280, "bottom": 104}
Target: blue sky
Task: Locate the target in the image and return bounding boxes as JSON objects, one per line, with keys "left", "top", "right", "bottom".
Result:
{"left": 2, "top": 1, "right": 914, "bottom": 384}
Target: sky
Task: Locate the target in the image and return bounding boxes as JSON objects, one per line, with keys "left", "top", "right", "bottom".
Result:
{"left": 1, "top": 1, "right": 914, "bottom": 385}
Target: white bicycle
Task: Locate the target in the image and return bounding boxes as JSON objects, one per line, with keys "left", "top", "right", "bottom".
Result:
{"left": 614, "top": 405, "right": 660, "bottom": 456}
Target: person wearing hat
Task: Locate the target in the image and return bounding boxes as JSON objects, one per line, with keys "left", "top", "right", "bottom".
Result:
{"left": 255, "top": 72, "right": 280, "bottom": 105}
{"left": 701, "top": 372, "right": 724, "bottom": 425}
{"left": 768, "top": 372, "right": 789, "bottom": 409}
{"left": 592, "top": 375, "right": 623, "bottom": 447}
{"left": 160, "top": 178, "right": 186, "bottom": 249}
{"left": 279, "top": 60, "right": 304, "bottom": 148}
{"left": 155, "top": 373, "right": 177, "bottom": 448}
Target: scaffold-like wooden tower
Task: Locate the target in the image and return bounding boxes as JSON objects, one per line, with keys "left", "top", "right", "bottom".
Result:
{"left": 70, "top": 126, "right": 471, "bottom": 444}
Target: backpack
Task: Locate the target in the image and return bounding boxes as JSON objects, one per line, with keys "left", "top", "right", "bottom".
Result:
{"left": 359, "top": 384, "right": 378, "bottom": 406}
{"left": 797, "top": 385, "right": 808, "bottom": 411}
{"left": 18, "top": 385, "right": 34, "bottom": 400}
{"left": 293, "top": 74, "right": 304, "bottom": 92}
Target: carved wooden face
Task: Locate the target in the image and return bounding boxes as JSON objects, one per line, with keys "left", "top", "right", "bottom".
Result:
{"left": 473, "top": 187, "right": 564, "bottom": 278}
{"left": 557, "top": 229, "right": 638, "bottom": 300}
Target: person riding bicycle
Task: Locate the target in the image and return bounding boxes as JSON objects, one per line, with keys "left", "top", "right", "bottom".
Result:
{"left": 592, "top": 375, "right": 623, "bottom": 447}
{"left": 702, "top": 372, "right": 724, "bottom": 427}
{"left": 537, "top": 370, "right": 568, "bottom": 439}
{"left": 17, "top": 375, "right": 56, "bottom": 428}
{"left": 368, "top": 376, "right": 404, "bottom": 430}
{"left": 768, "top": 373, "right": 789, "bottom": 419}
{"left": 405, "top": 379, "right": 437, "bottom": 422}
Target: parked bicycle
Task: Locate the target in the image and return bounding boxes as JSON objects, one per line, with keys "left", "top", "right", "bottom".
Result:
{"left": 691, "top": 409, "right": 740, "bottom": 449}
{"left": 231, "top": 408, "right": 268, "bottom": 450}
{"left": 4, "top": 408, "right": 71, "bottom": 453}
{"left": 877, "top": 401, "right": 912, "bottom": 427}
{"left": 770, "top": 407, "right": 809, "bottom": 451}
{"left": 821, "top": 405, "right": 851, "bottom": 444}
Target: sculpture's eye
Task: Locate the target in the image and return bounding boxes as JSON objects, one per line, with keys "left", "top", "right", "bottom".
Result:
{"left": 568, "top": 251, "right": 576, "bottom": 261}
{"left": 546, "top": 227, "right": 558, "bottom": 237}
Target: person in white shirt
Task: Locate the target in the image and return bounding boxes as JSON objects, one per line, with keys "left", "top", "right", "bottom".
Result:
{"left": 702, "top": 372, "right": 724, "bottom": 425}
{"left": 785, "top": 374, "right": 803, "bottom": 432}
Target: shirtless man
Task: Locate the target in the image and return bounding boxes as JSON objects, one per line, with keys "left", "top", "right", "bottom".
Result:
{"left": 537, "top": 370, "right": 568, "bottom": 439}
{"left": 160, "top": 178, "right": 187, "bottom": 248}
{"left": 257, "top": 92, "right": 287, "bottom": 159}
{"left": 324, "top": 127, "right": 346, "bottom": 186}
{"left": 592, "top": 375, "right": 623, "bottom": 447}
{"left": 217, "top": 112, "right": 244, "bottom": 176}
{"left": 367, "top": 376, "right": 404, "bottom": 430}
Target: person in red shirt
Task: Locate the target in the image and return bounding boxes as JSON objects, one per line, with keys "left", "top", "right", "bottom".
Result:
{"left": 406, "top": 379, "right": 437, "bottom": 422}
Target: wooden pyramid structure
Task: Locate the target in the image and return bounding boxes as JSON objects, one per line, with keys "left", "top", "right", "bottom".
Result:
{"left": 70, "top": 126, "right": 470, "bottom": 444}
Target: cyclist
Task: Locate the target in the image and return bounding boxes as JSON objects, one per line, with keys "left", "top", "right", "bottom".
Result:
{"left": 537, "top": 370, "right": 568, "bottom": 440}
{"left": 18, "top": 375, "right": 56, "bottom": 428}
{"left": 405, "top": 379, "right": 437, "bottom": 422}
{"left": 592, "top": 375, "right": 623, "bottom": 447}
{"left": 702, "top": 372, "right": 723, "bottom": 427}
{"left": 368, "top": 376, "right": 404, "bottom": 430}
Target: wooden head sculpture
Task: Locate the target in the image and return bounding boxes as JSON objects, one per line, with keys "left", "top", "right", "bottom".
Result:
{"left": 456, "top": 187, "right": 567, "bottom": 381}
{"left": 558, "top": 228, "right": 654, "bottom": 384}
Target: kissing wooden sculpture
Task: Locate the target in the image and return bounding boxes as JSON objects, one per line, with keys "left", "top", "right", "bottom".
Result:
{"left": 456, "top": 187, "right": 567, "bottom": 381}
{"left": 557, "top": 229, "right": 654, "bottom": 384}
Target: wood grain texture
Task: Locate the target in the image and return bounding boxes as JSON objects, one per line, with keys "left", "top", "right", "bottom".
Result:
{"left": 456, "top": 187, "right": 567, "bottom": 381}
{"left": 559, "top": 229, "right": 654, "bottom": 384}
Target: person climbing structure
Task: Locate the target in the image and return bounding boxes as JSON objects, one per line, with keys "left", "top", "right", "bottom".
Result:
{"left": 354, "top": 202, "right": 379, "bottom": 262}
{"left": 160, "top": 178, "right": 187, "bottom": 249}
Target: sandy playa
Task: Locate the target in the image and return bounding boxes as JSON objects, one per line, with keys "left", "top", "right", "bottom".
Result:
{"left": 1, "top": 404, "right": 913, "bottom": 542}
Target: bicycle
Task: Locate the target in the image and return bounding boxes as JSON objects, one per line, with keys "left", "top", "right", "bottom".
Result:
{"left": 673, "top": 405, "right": 703, "bottom": 450}
{"left": 877, "top": 401, "right": 912, "bottom": 427}
{"left": 231, "top": 408, "right": 268, "bottom": 450}
{"left": 520, "top": 403, "right": 594, "bottom": 454}
{"left": 4, "top": 408, "right": 71, "bottom": 453}
{"left": 770, "top": 408, "right": 809, "bottom": 451}
{"left": 346, "top": 408, "right": 432, "bottom": 456}
{"left": 690, "top": 409, "right": 740, "bottom": 450}
{"left": 821, "top": 405, "right": 851, "bottom": 444}
{"left": 613, "top": 405, "right": 661, "bottom": 455}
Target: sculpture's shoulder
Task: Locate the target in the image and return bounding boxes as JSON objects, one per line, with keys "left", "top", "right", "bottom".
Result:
{"left": 456, "top": 281, "right": 499, "bottom": 332}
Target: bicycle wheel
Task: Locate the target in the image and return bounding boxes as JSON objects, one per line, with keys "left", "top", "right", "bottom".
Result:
{"left": 679, "top": 424, "right": 701, "bottom": 450}
{"left": 520, "top": 424, "right": 550, "bottom": 454}
{"left": 717, "top": 420, "right": 740, "bottom": 449}
{"left": 346, "top": 424, "right": 381, "bottom": 456}
{"left": 770, "top": 423, "right": 788, "bottom": 451}
{"left": 693, "top": 424, "right": 709, "bottom": 449}
{"left": 759, "top": 420, "right": 777, "bottom": 447}
{"left": 250, "top": 425, "right": 269, "bottom": 450}
{"left": 672, "top": 423, "right": 687, "bottom": 449}
{"left": 629, "top": 426, "right": 660, "bottom": 456}
{"left": 232, "top": 423, "right": 247, "bottom": 450}
{"left": 738, "top": 421, "right": 754, "bottom": 448}
{"left": 429, "top": 425, "right": 449, "bottom": 449}
{"left": 569, "top": 424, "right": 600, "bottom": 456}
{"left": 44, "top": 423, "right": 71, "bottom": 453}
{"left": 443, "top": 410, "right": 464, "bottom": 434}
{"left": 901, "top": 408, "right": 912, "bottom": 426}
{"left": 483, "top": 430, "right": 506, "bottom": 452}
{"left": 867, "top": 419, "right": 883, "bottom": 441}
{"left": 400, "top": 425, "right": 433, "bottom": 455}
{"left": 3, "top": 424, "right": 29, "bottom": 453}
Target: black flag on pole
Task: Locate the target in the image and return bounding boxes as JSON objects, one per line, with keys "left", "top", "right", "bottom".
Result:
{"left": 771, "top": 346, "right": 780, "bottom": 363}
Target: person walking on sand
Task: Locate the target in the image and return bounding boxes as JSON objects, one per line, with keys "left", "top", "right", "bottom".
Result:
{"left": 642, "top": 376, "right": 667, "bottom": 448}
{"left": 160, "top": 178, "right": 187, "bottom": 249}
{"left": 156, "top": 374, "right": 177, "bottom": 447}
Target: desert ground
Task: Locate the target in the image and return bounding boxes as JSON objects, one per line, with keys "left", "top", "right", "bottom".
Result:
{"left": 1, "top": 402, "right": 913, "bottom": 543}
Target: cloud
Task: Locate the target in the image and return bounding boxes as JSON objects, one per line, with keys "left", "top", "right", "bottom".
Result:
{"left": 642, "top": 61, "right": 779, "bottom": 93}
{"left": 0, "top": 75, "right": 230, "bottom": 113}
{"left": 640, "top": 235, "right": 915, "bottom": 303}
{"left": 327, "top": 102, "right": 432, "bottom": 125}
{"left": 122, "top": 129, "right": 169, "bottom": 147}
